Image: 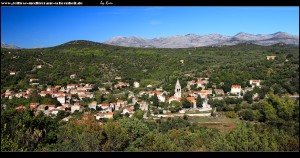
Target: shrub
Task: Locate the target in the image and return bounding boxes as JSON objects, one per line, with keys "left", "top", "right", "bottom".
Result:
{"left": 224, "top": 111, "right": 238, "bottom": 119}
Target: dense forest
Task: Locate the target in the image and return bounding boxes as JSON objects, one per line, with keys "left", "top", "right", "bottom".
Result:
{"left": 1, "top": 41, "right": 299, "bottom": 151}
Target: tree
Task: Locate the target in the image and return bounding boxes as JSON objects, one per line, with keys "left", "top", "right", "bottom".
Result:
{"left": 103, "top": 120, "right": 129, "bottom": 151}
{"left": 134, "top": 103, "right": 140, "bottom": 111}
{"left": 181, "top": 98, "right": 191, "bottom": 108}
{"left": 239, "top": 110, "right": 254, "bottom": 121}
{"left": 152, "top": 94, "right": 159, "bottom": 108}
{"left": 243, "top": 91, "right": 253, "bottom": 104}
{"left": 113, "top": 110, "right": 123, "bottom": 120}
{"left": 118, "top": 118, "right": 150, "bottom": 141}
{"left": 196, "top": 97, "right": 203, "bottom": 108}
{"left": 170, "top": 101, "right": 182, "bottom": 108}
{"left": 106, "top": 94, "right": 116, "bottom": 103}
{"left": 133, "top": 110, "right": 144, "bottom": 120}
{"left": 234, "top": 104, "right": 241, "bottom": 112}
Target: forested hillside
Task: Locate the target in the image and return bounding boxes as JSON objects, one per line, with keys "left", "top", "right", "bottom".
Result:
{"left": 1, "top": 40, "right": 299, "bottom": 151}
{"left": 1, "top": 40, "right": 299, "bottom": 95}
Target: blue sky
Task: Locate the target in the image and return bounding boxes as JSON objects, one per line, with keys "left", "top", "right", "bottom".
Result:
{"left": 1, "top": 6, "right": 299, "bottom": 48}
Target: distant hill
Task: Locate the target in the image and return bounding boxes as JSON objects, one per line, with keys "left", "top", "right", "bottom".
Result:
{"left": 104, "top": 32, "right": 299, "bottom": 48}
{"left": 1, "top": 42, "right": 21, "bottom": 49}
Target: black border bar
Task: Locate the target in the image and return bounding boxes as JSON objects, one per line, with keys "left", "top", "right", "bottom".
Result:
{"left": 1, "top": 0, "right": 299, "bottom": 6}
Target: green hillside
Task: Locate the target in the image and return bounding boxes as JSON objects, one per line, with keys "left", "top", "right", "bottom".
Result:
{"left": 1, "top": 40, "right": 299, "bottom": 95}
{"left": 1, "top": 41, "right": 299, "bottom": 151}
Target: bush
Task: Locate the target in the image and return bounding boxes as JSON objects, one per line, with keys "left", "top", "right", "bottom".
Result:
{"left": 239, "top": 110, "right": 254, "bottom": 121}
{"left": 224, "top": 111, "right": 238, "bottom": 119}
{"left": 183, "top": 114, "right": 188, "bottom": 120}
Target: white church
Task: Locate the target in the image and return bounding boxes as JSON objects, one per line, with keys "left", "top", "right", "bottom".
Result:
{"left": 168, "top": 79, "right": 182, "bottom": 104}
{"left": 168, "top": 79, "right": 212, "bottom": 111}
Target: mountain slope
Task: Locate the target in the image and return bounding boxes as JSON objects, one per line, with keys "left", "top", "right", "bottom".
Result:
{"left": 104, "top": 32, "right": 299, "bottom": 48}
{"left": 1, "top": 42, "right": 20, "bottom": 49}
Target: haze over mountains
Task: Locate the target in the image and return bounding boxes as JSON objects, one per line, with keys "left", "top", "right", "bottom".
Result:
{"left": 1, "top": 42, "right": 20, "bottom": 49}
{"left": 104, "top": 32, "right": 299, "bottom": 48}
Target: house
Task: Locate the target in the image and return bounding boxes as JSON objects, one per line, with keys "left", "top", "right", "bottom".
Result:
{"left": 147, "top": 84, "right": 153, "bottom": 88}
{"left": 139, "top": 90, "right": 147, "bottom": 96}
{"left": 156, "top": 87, "right": 163, "bottom": 91}
{"left": 115, "top": 76, "right": 122, "bottom": 80}
{"left": 133, "top": 81, "right": 140, "bottom": 88}
{"left": 132, "top": 97, "right": 138, "bottom": 105}
{"left": 66, "top": 84, "right": 78, "bottom": 89}
{"left": 49, "top": 109, "right": 59, "bottom": 116}
{"left": 114, "top": 82, "right": 129, "bottom": 89}
{"left": 214, "top": 89, "right": 225, "bottom": 95}
{"left": 200, "top": 90, "right": 213, "bottom": 95}
{"left": 70, "top": 74, "right": 76, "bottom": 79}
{"left": 158, "top": 95, "right": 166, "bottom": 102}
{"left": 187, "top": 80, "right": 196, "bottom": 88}
{"left": 52, "top": 92, "right": 65, "bottom": 98}
{"left": 196, "top": 79, "right": 202, "bottom": 88}
{"left": 70, "top": 89, "right": 78, "bottom": 95}
{"left": 36, "top": 64, "right": 42, "bottom": 68}
{"left": 15, "top": 92, "right": 26, "bottom": 98}
{"left": 186, "top": 97, "right": 197, "bottom": 108}
{"left": 267, "top": 56, "right": 277, "bottom": 60}
{"left": 201, "top": 79, "right": 209, "bottom": 85}
{"left": 88, "top": 101, "right": 97, "bottom": 110}
{"left": 54, "top": 85, "right": 61, "bottom": 90}
{"left": 9, "top": 71, "right": 16, "bottom": 75}
{"left": 168, "top": 96, "right": 182, "bottom": 104}
{"left": 5, "top": 89, "right": 13, "bottom": 95}
{"left": 29, "top": 78, "right": 39, "bottom": 82}
{"left": 199, "top": 93, "right": 207, "bottom": 99}
{"left": 56, "top": 105, "right": 66, "bottom": 111}
{"left": 57, "top": 95, "right": 66, "bottom": 104}
{"left": 104, "top": 112, "right": 113, "bottom": 119}
{"left": 230, "top": 85, "right": 242, "bottom": 95}
{"left": 95, "top": 113, "right": 105, "bottom": 120}
{"left": 77, "top": 90, "right": 86, "bottom": 95}
{"left": 139, "top": 100, "right": 148, "bottom": 111}
{"left": 26, "top": 88, "right": 35, "bottom": 95}
{"left": 30, "top": 102, "right": 39, "bottom": 111}
{"left": 71, "top": 103, "right": 81, "bottom": 113}
{"left": 99, "top": 87, "right": 106, "bottom": 91}
{"left": 249, "top": 80, "right": 261, "bottom": 88}
{"left": 117, "top": 100, "right": 126, "bottom": 108}
{"left": 47, "top": 105, "right": 56, "bottom": 110}
{"left": 37, "top": 104, "right": 47, "bottom": 112}
{"left": 100, "top": 90, "right": 110, "bottom": 95}
{"left": 100, "top": 103, "right": 110, "bottom": 110}
{"left": 149, "top": 91, "right": 161, "bottom": 97}
{"left": 128, "top": 91, "right": 135, "bottom": 98}
{"left": 123, "top": 107, "right": 134, "bottom": 115}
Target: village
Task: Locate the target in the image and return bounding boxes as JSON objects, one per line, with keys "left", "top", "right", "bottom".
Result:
{"left": 2, "top": 64, "right": 264, "bottom": 122}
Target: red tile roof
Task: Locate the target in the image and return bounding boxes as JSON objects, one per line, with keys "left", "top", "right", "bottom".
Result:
{"left": 231, "top": 85, "right": 241, "bottom": 89}
{"left": 107, "top": 112, "right": 113, "bottom": 115}
{"left": 187, "top": 97, "right": 196, "bottom": 102}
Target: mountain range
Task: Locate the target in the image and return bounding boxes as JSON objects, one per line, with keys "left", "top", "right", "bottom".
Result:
{"left": 1, "top": 42, "right": 20, "bottom": 49}
{"left": 104, "top": 32, "right": 299, "bottom": 48}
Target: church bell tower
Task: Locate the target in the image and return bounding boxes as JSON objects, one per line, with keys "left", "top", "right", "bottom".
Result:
{"left": 174, "top": 79, "right": 181, "bottom": 99}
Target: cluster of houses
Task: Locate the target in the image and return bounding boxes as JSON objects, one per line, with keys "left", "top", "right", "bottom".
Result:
{"left": 3, "top": 70, "right": 263, "bottom": 121}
